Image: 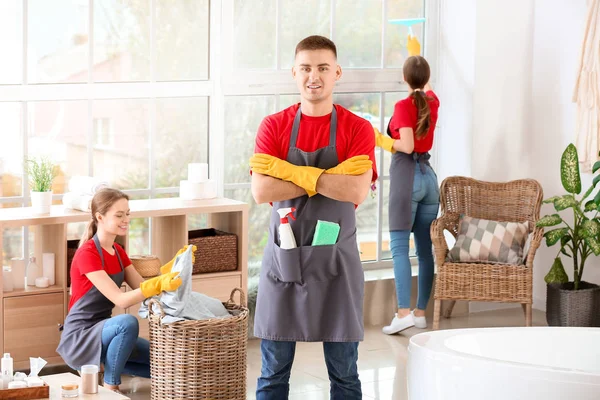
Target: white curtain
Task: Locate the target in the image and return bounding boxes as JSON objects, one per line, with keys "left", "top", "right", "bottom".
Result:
{"left": 573, "top": 0, "right": 600, "bottom": 172}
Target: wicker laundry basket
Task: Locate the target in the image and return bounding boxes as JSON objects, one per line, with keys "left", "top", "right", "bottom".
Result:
{"left": 148, "top": 288, "right": 248, "bottom": 400}
{"left": 130, "top": 255, "right": 161, "bottom": 278}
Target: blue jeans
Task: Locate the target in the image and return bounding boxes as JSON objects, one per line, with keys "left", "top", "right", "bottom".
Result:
{"left": 256, "top": 339, "right": 361, "bottom": 400}
{"left": 101, "top": 314, "right": 150, "bottom": 386}
{"left": 390, "top": 163, "right": 440, "bottom": 310}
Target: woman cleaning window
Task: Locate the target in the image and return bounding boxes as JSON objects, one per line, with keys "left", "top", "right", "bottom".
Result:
{"left": 375, "top": 54, "right": 441, "bottom": 334}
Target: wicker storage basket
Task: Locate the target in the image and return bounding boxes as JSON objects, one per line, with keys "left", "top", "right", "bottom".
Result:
{"left": 148, "top": 288, "right": 248, "bottom": 400}
{"left": 188, "top": 228, "right": 238, "bottom": 274}
{"left": 130, "top": 255, "right": 161, "bottom": 278}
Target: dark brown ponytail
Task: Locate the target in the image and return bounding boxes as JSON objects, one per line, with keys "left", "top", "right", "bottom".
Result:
{"left": 403, "top": 56, "right": 432, "bottom": 140}
{"left": 411, "top": 90, "right": 431, "bottom": 139}
{"left": 79, "top": 188, "right": 129, "bottom": 247}
{"left": 79, "top": 218, "right": 98, "bottom": 248}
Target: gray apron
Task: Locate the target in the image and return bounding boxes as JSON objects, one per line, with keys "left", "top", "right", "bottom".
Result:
{"left": 57, "top": 234, "right": 125, "bottom": 369}
{"left": 387, "top": 121, "right": 433, "bottom": 231}
{"left": 254, "top": 106, "right": 365, "bottom": 342}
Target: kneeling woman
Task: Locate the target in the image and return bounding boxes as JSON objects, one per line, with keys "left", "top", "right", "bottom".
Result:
{"left": 57, "top": 188, "right": 181, "bottom": 392}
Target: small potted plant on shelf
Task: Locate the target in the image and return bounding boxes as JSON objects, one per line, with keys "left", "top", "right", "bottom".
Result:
{"left": 25, "top": 156, "right": 58, "bottom": 214}
{"left": 536, "top": 143, "right": 600, "bottom": 327}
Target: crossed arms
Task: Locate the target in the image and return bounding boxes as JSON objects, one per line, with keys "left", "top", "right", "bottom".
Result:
{"left": 250, "top": 154, "right": 373, "bottom": 205}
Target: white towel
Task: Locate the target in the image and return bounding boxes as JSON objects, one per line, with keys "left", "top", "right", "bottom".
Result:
{"left": 68, "top": 176, "right": 109, "bottom": 196}
{"left": 62, "top": 192, "right": 93, "bottom": 212}
{"left": 138, "top": 245, "right": 231, "bottom": 323}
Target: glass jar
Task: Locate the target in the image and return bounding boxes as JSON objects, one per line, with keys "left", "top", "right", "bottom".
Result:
{"left": 80, "top": 364, "right": 98, "bottom": 394}
{"left": 61, "top": 382, "right": 79, "bottom": 397}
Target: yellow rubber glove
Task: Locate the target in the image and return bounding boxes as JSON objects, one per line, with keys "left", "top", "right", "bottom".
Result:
{"left": 250, "top": 153, "right": 324, "bottom": 197}
{"left": 160, "top": 245, "right": 197, "bottom": 274}
{"left": 374, "top": 127, "right": 396, "bottom": 153}
{"left": 325, "top": 155, "right": 373, "bottom": 176}
{"left": 407, "top": 34, "right": 421, "bottom": 56}
{"left": 140, "top": 271, "right": 182, "bottom": 298}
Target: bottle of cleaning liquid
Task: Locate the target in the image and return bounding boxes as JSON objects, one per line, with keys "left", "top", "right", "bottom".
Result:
{"left": 276, "top": 207, "right": 297, "bottom": 249}
{"left": 26, "top": 254, "right": 39, "bottom": 287}
{"left": 1, "top": 353, "right": 14, "bottom": 387}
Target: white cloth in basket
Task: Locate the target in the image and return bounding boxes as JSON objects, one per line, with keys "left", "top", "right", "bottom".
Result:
{"left": 138, "top": 244, "right": 231, "bottom": 323}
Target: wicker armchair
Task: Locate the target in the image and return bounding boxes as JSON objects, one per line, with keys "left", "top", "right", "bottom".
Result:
{"left": 431, "top": 177, "right": 544, "bottom": 330}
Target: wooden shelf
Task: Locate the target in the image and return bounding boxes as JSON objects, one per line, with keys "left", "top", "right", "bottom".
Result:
{"left": 191, "top": 270, "right": 242, "bottom": 280}
{"left": 0, "top": 197, "right": 247, "bottom": 227}
{"left": 0, "top": 196, "right": 249, "bottom": 364}
{"left": 3, "top": 285, "right": 64, "bottom": 298}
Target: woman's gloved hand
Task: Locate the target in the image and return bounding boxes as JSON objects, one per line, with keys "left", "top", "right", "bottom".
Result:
{"left": 160, "top": 245, "right": 197, "bottom": 274}
{"left": 140, "top": 271, "right": 182, "bottom": 298}
{"left": 250, "top": 153, "right": 324, "bottom": 196}
{"left": 325, "top": 155, "right": 373, "bottom": 175}
{"left": 407, "top": 34, "right": 421, "bottom": 56}
{"left": 374, "top": 127, "right": 396, "bottom": 153}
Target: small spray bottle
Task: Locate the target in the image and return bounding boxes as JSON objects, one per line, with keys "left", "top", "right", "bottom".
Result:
{"left": 1, "top": 353, "right": 13, "bottom": 388}
{"left": 276, "top": 207, "right": 297, "bottom": 249}
{"left": 26, "top": 254, "right": 39, "bottom": 287}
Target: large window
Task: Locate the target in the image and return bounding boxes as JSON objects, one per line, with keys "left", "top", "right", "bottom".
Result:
{"left": 1, "top": 0, "right": 438, "bottom": 271}
{"left": 0, "top": 0, "right": 211, "bottom": 265}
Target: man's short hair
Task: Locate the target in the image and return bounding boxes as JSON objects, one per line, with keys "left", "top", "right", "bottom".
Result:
{"left": 295, "top": 35, "right": 337, "bottom": 59}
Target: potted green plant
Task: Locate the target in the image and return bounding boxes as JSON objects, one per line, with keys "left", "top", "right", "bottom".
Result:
{"left": 536, "top": 144, "right": 600, "bottom": 327}
{"left": 25, "top": 156, "right": 58, "bottom": 214}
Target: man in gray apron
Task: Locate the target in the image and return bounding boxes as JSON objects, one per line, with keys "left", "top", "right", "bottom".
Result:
{"left": 250, "top": 35, "right": 376, "bottom": 400}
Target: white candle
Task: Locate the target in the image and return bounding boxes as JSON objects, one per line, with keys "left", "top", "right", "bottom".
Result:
{"left": 2, "top": 266, "right": 13, "bottom": 292}
{"left": 35, "top": 277, "right": 50, "bottom": 288}
{"left": 42, "top": 253, "right": 55, "bottom": 285}
{"left": 10, "top": 258, "right": 25, "bottom": 289}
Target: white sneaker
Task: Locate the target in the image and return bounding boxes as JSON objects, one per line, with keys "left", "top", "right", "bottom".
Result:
{"left": 411, "top": 310, "right": 427, "bottom": 329}
{"left": 382, "top": 313, "right": 415, "bottom": 335}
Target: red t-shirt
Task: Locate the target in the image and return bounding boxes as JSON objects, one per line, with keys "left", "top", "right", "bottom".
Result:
{"left": 68, "top": 239, "right": 131, "bottom": 311}
{"left": 254, "top": 103, "right": 378, "bottom": 182}
{"left": 389, "top": 90, "right": 440, "bottom": 153}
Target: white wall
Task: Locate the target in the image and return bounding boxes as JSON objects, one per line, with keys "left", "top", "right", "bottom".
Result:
{"left": 435, "top": 0, "right": 475, "bottom": 181}
{"left": 531, "top": 0, "right": 596, "bottom": 310}
{"left": 472, "top": 0, "right": 535, "bottom": 182}
{"left": 438, "top": 0, "right": 597, "bottom": 312}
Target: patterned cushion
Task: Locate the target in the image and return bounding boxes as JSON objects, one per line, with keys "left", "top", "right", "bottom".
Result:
{"left": 448, "top": 215, "right": 530, "bottom": 265}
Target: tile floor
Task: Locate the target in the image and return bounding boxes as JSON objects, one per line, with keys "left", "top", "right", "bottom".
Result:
{"left": 118, "top": 307, "right": 547, "bottom": 400}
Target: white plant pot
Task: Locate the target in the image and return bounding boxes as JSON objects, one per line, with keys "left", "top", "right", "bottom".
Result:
{"left": 31, "top": 190, "right": 53, "bottom": 214}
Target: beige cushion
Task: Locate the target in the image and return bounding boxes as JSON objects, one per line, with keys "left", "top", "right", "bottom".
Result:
{"left": 448, "top": 215, "right": 530, "bottom": 265}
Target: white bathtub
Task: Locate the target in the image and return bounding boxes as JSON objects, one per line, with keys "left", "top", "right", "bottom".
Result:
{"left": 407, "top": 327, "right": 600, "bottom": 400}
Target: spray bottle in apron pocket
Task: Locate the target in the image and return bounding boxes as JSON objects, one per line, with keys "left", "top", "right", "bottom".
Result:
{"left": 277, "top": 207, "right": 297, "bottom": 249}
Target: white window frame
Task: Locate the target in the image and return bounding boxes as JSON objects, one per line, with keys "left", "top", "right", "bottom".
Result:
{"left": 92, "top": 117, "right": 114, "bottom": 148}
{"left": 0, "top": 0, "right": 440, "bottom": 270}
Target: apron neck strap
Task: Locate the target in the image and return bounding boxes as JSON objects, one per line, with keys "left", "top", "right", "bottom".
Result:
{"left": 92, "top": 234, "right": 125, "bottom": 272}
{"left": 290, "top": 105, "right": 338, "bottom": 149}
